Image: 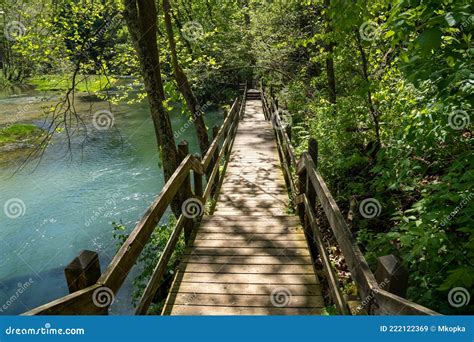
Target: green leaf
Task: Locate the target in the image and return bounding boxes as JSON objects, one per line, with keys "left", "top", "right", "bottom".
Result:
{"left": 415, "top": 27, "right": 443, "bottom": 53}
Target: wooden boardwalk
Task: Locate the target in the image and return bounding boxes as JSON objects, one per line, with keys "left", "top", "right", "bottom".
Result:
{"left": 162, "top": 92, "right": 323, "bottom": 315}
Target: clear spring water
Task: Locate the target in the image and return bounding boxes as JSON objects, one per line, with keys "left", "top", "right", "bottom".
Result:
{"left": 0, "top": 89, "right": 223, "bottom": 314}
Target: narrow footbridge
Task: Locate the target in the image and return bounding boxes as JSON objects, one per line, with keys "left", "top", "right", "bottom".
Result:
{"left": 25, "top": 84, "right": 438, "bottom": 316}
{"left": 162, "top": 92, "right": 322, "bottom": 315}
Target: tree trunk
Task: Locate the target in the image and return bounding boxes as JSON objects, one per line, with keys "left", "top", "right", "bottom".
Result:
{"left": 324, "top": 0, "right": 337, "bottom": 105}
{"left": 355, "top": 32, "right": 381, "bottom": 146}
{"left": 163, "top": 0, "right": 210, "bottom": 155}
{"left": 123, "top": 0, "right": 181, "bottom": 214}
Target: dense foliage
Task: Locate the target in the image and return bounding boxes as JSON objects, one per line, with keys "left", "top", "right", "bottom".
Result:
{"left": 250, "top": 0, "right": 473, "bottom": 314}
{"left": 1, "top": 0, "right": 472, "bottom": 314}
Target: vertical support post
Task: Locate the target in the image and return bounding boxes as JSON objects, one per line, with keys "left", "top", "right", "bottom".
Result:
{"left": 211, "top": 125, "right": 220, "bottom": 196}
{"left": 285, "top": 125, "right": 292, "bottom": 141}
{"left": 64, "top": 250, "right": 101, "bottom": 293}
{"left": 306, "top": 139, "right": 318, "bottom": 209}
{"left": 297, "top": 156, "right": 308, "bottom": 223}
{"left": 374, "top": 255, "right": 408, "bottom": 298}
{"left": 305, "top": 139, "right": 320, "bottom": 261}
{"left": 178, "top": 141, "right": 193, "bottom": 244}
{"left": 309, "top": 138, "right": 318, "bottom": 170}
{"left": 193, "top": 154, "right": 203, "bottom": 200}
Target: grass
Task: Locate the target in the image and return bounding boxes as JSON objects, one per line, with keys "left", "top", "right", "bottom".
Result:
{"left": 29, "top": 74, "right": 118, "bottom": 92}
{"left": 0, "top": 124, "right": 45, "bottom": 145}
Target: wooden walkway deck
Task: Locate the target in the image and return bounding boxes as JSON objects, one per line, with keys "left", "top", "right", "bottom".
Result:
{"left": 162, "top": 92, "right": 323, "bottom": 315}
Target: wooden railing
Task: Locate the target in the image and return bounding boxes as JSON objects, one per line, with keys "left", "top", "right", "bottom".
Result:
{"left": 24, "top": 83, "right": 247, "bottom": 316}
{"left": 260, "top": 83, "right": 439, "bottom": 316}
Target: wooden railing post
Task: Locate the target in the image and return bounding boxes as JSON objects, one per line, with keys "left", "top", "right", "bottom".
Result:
{"left": 306, "top": 139, "right": 318, "bottom": 209}
{"left": 309, "top": 138, "right": 318, "bottom": 169}
{"left": 297, "top": 158, "right": 307, "bottom": 223}
{"left": 304, "top": 140, "right": 320, "bottom": 261}
{"left": 64, "top": 250, "right": 101, "bottom": 294}
{"left": 193, "top": 154, "right": 203, "bottom": 199}
{"left": 211, "top": 125, "right": 220, "bottom": 196}
{"left": 223, "top": 117, "right": 233, "bottom": 157}
{"left": 375, "top": 254, "right": 408, "bottom": 298}
{"left": 178, "top": 141, "right": 194, "bottom": 244}
{"left": 285, "top": 125, "right": 292, "bottom": 141}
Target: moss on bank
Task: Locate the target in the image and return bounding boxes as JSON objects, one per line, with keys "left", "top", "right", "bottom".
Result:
{"left": 29, "top": 75, "right": 118, "bottom": 92}
{"left": 0, "top": 124, "right": 46, "bottom": 146}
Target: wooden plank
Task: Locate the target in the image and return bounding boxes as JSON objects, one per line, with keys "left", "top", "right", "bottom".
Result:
{"left": 194, "top": 232, "right": 305, "bottom": 241}
{"left": 216, "top": 199, "right": 288, "bottom": 206}
{"left": 192, "top": 239, "right": 308, "bottom": 249}
{"left": 198, "top": 227, "right": 303, "bottom": 235}
{"left": 181, "top": 263, "right": 315, "bottom": 274}
{"left": 200, "top": 215, "right": 300, "bottom": 223}
{"left": 167, "top": 293, "right": 324, "bottom": 308}
{"left": 180, "top": 272, "right": 319, "bottom": 284}
{"left": 171, "top": 282, "right": 321, "bottom": 295}
{"left": 219, "top": 185, "right": 287, "bottom": 193}
{"left": 224, "top": 175, "right": 285, "bottom": 183}
{"left": 181, "top": 255, "right": 313, "bottom": 265}
{"left": 165, "top": 305, "right": 322, "bottom": 316}
{"left": 185, "top": 247, "right": 310, "bottom": 256}
{"left": 218, "top": 193, "right": 288, "bottom": 202}
{"left": 213, "top": 210, "right": 288, "bottom": 216}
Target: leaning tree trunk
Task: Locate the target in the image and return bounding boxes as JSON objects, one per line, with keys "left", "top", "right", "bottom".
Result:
{"left": 324, "top": 0, "right": 337, "bottom": 105}
{"left": 162, "top": 0, "right": 210, "bottom": 155}
{"left": 123, "top": 0, "right": 181, "bottom": 215}
{"left": 355, "top": 31, "right": 381, "bottom": 146}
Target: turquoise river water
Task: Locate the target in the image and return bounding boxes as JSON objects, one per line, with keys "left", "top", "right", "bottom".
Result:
{"left": 0, "top": 88, "right": 223, "bottom": 314}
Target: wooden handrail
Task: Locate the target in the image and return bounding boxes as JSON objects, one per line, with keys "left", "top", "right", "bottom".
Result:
{"left": 98, "top": 154, "right": 204, "bottom": 293}
{"left": 303, "top": 154, "right": 378, "bottom": 301}
{"left": 202, "top": 98, "right": 240, "bottom": 170}
{"left": 300, "top": 194, "right": 350, "bottom": 314}
{"left": 261, "top": 84, "right": 439, "bottom": 316}
{"left": 24, "top": 84, "right": 247, "bottom": 316}
{"left": 24, "top": 285, "right": 102, "bottom": 316}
